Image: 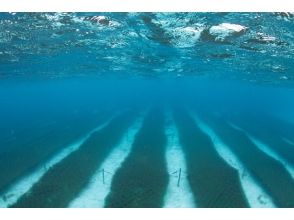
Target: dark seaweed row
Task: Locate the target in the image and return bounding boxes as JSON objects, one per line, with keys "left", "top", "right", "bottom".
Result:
{"left": 173, "top": 108, "right": 249, "bottom": 208}
{"left": 0, "top": 110, "right": 113, "bottom": 194}
{"left": 104, "top": 107, "right": 168, "bottom": 208}
{"left": 11, "top": 110, "right": 137, "bottom": 207}
{"left": 198, "top": 111, "right": 294, "bottom": 208}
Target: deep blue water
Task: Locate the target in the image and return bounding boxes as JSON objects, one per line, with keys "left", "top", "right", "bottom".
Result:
{"left": 0, "top": 13, "right": 293, "bottom": 208}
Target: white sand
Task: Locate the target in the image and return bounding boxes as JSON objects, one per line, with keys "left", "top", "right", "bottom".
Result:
{"left": 0, "top": 113, "right": 118, "bottom": 208}
{"left": 228, "top": 122, "right": 294, "bottom": 179}
{"left": 68, "top": 114, "right": 145, "bottom": 208}
{"left": 190, "top": 113, "right": 276, "bottom": 208}
{"left": 163, "top": 112, "right": 196, "bottom": 208}
{"left": 282, "top": 137, "right": 294, "bottom": 147}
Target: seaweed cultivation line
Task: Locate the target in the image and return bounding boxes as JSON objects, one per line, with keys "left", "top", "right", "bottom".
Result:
{"left": 197, "top": 111, "right": 294, "bottom": 207}
{"left": 69, "top": 114, "right": 145, "bottom": 208}
{"left": 0, "top": 111, "right": 117, "bottom": 208}
{"left": 11, "top": 110, "right": 137, "bottom": 207}
{"left": 104, "top": 108, "right": 168, "bottom": 208}
{"left": 191, "top": 111, "right": 276, "bottom": 208}
{"left": 227, "top": 122, "right": 294, "bottom": 179}
{"left": 0, "top": 109, "right": 114, "bottom": 194}
{"left": 227, "top": 114, "right": 294, "bottom": 168}
{"left": 173, "top": 107, "right": 249, "bottom": 208}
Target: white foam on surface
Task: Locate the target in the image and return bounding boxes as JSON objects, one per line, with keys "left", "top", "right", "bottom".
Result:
{"left": 0, "top": 113, "right": 118, "bottom": 208}
{"left": 228, "top": 122, "right": 294, "bottom": 179}
{"left": 190, "top": 113, "right": 276, "bottom": 208}
{"left": 163, "top": 113, "right": 196, "bottom": 208}
{"left": 170, "top": 26, "right": 204, "bottom": 48}
{"left": 209, "top": 23, "right": 247, "bottom": 41}
{"left": 68, "top": 114, "right": 145, "bottom": 208}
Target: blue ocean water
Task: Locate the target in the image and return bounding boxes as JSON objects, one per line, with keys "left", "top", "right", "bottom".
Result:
{"left": 0, "top": 13, "right": 293, "bottom": 208}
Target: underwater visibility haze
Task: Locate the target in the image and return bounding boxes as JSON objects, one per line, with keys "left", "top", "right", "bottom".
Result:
{"left": 0, "top": 13, "right": 294, "bottom": 208}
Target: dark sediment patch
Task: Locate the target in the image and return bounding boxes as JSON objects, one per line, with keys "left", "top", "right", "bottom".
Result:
{"left": 11, "top": 111, "right": 136, "bottom": 207}
{"left": 104, "top": 108, "right": 168, "bottom": 208}
{"left": 227, "top": 113, "right": 294, "bottom": 166}
{"left": 199, "top": 112, "right": 294, "bottom": 208}
{"left": 0, "top": 110, "right": 113, "bottom": 194}
{"left": 173, "top": 108, "right": 249, "bottom": 208}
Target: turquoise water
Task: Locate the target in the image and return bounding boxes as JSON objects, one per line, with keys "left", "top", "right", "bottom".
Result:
{"left": 0, "top": 13, "right": 293, "bottom": 208}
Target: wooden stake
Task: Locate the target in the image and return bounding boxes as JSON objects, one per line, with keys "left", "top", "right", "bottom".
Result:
{"left": 102, "top": 168, "right": 105, "bottom": 185}
{"left": 177, "top": 168, "right": 182, "bottom": 187}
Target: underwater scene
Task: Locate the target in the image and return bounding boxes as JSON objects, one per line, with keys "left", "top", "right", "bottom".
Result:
{"left": 0, "top": 12, "right": 293, "bottom": 208}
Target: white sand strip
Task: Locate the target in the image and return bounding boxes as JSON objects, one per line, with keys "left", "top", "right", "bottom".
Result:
{"left": 190, "top": 113, "right": 276, "bottom": 208}
{"left": 228, "top": 122, "right": 294, "bottom": 179}
{"left": 68, "top": 114, "right": 145, "bottom": 208}
{"left": 0, "top": 113, "right": 118, "bottom": 208}
{"left": 282, "top": 137, "right": 294, "bottom": 147}
{"left": 163, "top": 112, "right": 195, "bottom": 208}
